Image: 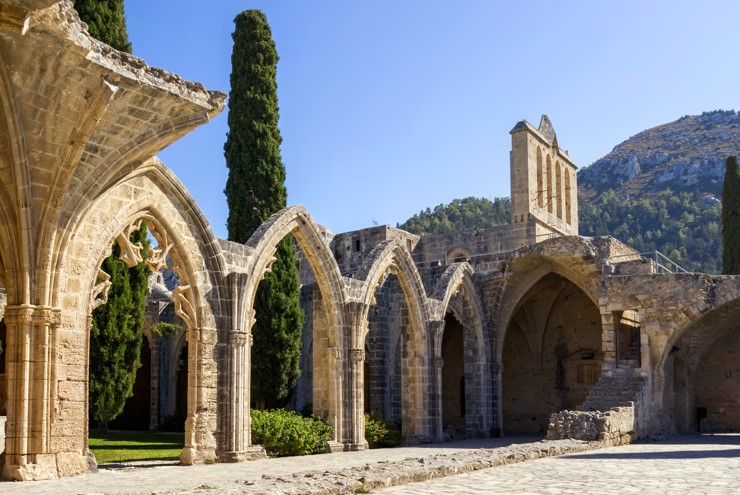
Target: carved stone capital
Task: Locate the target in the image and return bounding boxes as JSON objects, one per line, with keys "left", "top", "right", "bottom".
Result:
{"left": 350, "top": 348, "right": 365, "bottom": 362}
{"left": 228, "top": 331, "right": 248, "bottom": 347}
{"left": 328, "top": 346, "right": 340, "bottom": 360}
{"left": 4, "top": 305, "right": 61, "bottom": 326}
{"left": 432, "top": 356, "right": 444, "bottom": 369}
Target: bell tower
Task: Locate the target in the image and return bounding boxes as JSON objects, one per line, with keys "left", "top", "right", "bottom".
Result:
{"left": 509, "top": 115, "right": 578, "bottom": 238}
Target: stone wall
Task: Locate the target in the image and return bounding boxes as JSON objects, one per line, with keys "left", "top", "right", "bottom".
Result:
{"left": 0, "top": 416, "right": 5, "bottom": 455}
{"left": 546, "top": 405, "right": 634, "bottom": 446}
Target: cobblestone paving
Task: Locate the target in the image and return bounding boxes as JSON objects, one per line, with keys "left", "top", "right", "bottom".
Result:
{"left": 1, "top": 434, "right": 737, "bottom": 494}
{"left": 378, "top": 434, "right": 740, "bottom": 495}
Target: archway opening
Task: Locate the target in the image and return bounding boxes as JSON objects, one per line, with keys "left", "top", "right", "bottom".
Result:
{"left": 364, "top": 274, "right": 405, "bottom": 427}
{"left": 502, "top": 272, "right": 601, "bottom": 434}
{"left": 442, "top": 312, "right": 465, "bottom": 439}
{"left": 664, "top": 299, "right": 740, "bottom": 433}
{"left": 108, "top": 337, "right": 152, "bottom": 431}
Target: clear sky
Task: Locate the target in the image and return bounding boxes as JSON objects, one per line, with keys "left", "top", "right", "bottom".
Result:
{"left": 125, "top": 1, "right": 739, "bottom": 239}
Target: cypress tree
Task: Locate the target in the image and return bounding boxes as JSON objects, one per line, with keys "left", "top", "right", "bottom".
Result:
{"left": 74, "top": 1, "right": 150, "bottom": 432}
{"left": 224, "top": 10, "right": 303, "bottom": 409}
{"left": 89, "top": 225, "right": 150, "bottom": 433}
{"left": 722, "top": 156, "right": 740, "bottom": 274}
{"left": 73, "top": 0, "right": 132, "bottom": 53}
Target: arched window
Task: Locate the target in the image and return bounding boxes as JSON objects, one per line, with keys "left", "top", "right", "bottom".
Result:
{"left": 556, "top": 161, "right": 562, "bottom": 220}
{"left": 546, "top": 155, "right": 553, "bottom": 214}
{"left": 565, "top": 168, "right": 572, "bottom": 224}
{"left": 536, "top": 147, "right": 543, "bottom": 208}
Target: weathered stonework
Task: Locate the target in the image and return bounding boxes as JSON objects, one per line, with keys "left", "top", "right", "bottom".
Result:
{"left": 546, "top": 406, "right": 634, "bottom": 446}
{"left": 0, "top": 0, "right": 738, "bottom": 483}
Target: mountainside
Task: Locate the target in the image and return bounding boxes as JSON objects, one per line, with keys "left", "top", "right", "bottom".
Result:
{"left": 399, "top": 111, "right": 737, "bottom": 274}
{"left": 579, "top": 110, "right": 740, "bottom": 203}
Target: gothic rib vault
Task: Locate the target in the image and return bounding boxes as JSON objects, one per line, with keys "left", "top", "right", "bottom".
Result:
{"left": 0, "top": 0, "right": 738, "bottom": 482}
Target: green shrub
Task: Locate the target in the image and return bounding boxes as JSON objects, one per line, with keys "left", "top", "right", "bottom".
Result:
{"left": 364, "top": 413, "right": 403, "bottom": 448}
{"left": 250, "top": 409, "right": 333, "bottom": 457}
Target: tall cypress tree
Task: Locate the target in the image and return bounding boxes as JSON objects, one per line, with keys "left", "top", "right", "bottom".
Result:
{"left": 722, "top": 156, "right": 740, "bottom": 274}
{"left": 89, "top": 226, "right": 150, "bottom": 433}
{"left": 74, "top": 0, "right": 150, "bottom": 431}
{"left": 73, "top": 0, "right": 132, "bottom": 53}
{"left": 224, "top": 10, "right": 303, "bottom": 409}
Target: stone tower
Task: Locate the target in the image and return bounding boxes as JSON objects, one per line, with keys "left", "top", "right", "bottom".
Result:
{"left": 509, "top": 115, "right": 578, "bottom": 238}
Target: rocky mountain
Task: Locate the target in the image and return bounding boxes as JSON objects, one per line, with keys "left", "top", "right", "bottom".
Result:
{"left": 400, "top": 111, "right": 737, "bottom": 274}
{"left": 579, "top": 110, "right": 740, "bottom": 205}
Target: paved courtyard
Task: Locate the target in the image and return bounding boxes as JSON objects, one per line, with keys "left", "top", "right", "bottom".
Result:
{"left": 379, "top": 434, "right": 740, "bottom": 495}
{"left": 1, "top": 434, "right": 738, "bottom": 494}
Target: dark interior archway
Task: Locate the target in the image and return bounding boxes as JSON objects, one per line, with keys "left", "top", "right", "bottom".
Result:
{"left": 441, "top": 312, "right": 465, "bottom": 439}
{"left": 501, "top": 273, "right": 602, "bottom": 434}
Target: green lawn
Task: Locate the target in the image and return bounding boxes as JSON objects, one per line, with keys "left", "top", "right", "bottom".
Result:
{"left": 89, "top": 431, "right": 184, "bottom": 464}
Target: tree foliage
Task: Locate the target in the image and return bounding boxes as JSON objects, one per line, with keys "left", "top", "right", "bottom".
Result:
{"left": 579, "top": 190, "right": 722, "bottom": 273}
{"left": 398, "top": 192, "right": 722, "bottom": 274}
{"left": 224, "top": 10, "right": 303, "bottom": 409}
{"left": 398, "top": 197, "right": 511, "bottom": 234}
{"left": 722, "top": 156, "right": 740, "bottom": 274}
{"left": 89, "top": 225, "right": 150, "bottom": 430}
{"left": 72, "top": 0, "right": 132, "bottom": 53}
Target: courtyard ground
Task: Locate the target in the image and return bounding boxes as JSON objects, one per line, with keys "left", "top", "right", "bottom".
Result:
{"left": 2, "top": 434, "right": 738, "bottom": 494}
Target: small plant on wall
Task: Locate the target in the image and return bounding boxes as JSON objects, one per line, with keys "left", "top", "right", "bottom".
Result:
{"left": 150, "top": 322, "right": 181, "bottom": 338}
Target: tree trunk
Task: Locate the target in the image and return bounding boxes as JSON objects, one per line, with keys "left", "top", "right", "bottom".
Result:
{"left": 98, "top": 420, "right": 109, "bottom": 435}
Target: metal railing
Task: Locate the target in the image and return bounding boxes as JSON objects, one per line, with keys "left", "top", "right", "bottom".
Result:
{"left": 605, "top": 250, "right": 690, "bottom": 276}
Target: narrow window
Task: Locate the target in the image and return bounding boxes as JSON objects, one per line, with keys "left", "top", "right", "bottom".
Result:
{"left": 565, "top": 168, "right": 572, "bottom": 224}
{"left": 546, "top": 155, "right": 553, "bottom": 214}
{"left": 556, "top": 161, "right": 562, "bottom": 219}
{"left": 536, "top": 147, "right": 543, "bottom": 208}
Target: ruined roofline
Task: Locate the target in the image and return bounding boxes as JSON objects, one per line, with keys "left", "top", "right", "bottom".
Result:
{"left": 510, "top": 118, "right": 576, "bottom": 168}
{"left": 3, "top": 0, "right": 226, "bottom": 113}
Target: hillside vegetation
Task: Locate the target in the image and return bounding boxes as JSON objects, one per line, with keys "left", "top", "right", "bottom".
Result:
{"left": 399, "top": 111, "right": 737, "bottom": 274}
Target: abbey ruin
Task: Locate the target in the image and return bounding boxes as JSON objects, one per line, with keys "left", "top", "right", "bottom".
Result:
{"left": 0, "top": 0, "right": 739, "bottom": 482}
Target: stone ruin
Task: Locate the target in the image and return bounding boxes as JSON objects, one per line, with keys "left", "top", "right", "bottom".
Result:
{"left": 0, "top": 0, "right": 738, "bottom": 481}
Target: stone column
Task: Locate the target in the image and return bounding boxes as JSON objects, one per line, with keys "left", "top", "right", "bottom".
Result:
{"left": 348, "top": 347, "right": 368, "bottom": 450}
{"left": 219, "top": 329, "right": 250, "bottom": 462}
{"left": 431, "top": 356, "right": 445, "bottom": 441}
{"left": 491, "top": 362, "right": 503, "bottom": 436}
{"left": 428, "top": 318, "right": 445, "bottom": 442}
{"left": 149, "top": 336, "right": 159, "bottom": 431}
{"left": 2, "top": 305, "right": 62, "bottom": 481}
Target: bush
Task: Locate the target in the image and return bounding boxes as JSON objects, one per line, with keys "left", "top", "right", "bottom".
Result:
{"left": 364, "top": 413, "right": 403, "bottom": 448}
{"left": 251, "top": 409, "right": 333, "bottom": 457}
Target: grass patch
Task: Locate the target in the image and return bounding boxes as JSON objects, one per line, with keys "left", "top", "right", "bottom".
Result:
{"left": 89, "top": 431, "right": 184, "bottom": 464}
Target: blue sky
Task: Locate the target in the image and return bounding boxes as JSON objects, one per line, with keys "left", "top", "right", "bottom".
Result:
{"left": 126, "top": 1, "right": 739, "bottom": 239}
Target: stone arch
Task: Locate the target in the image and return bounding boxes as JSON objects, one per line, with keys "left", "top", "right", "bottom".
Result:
{"left": 499, "top": 270, "right": 602, "bottom": 433}
{"left": 52, "top": 158, "right": 226, "bottom": 467}
{"left": 0, "top": 44, "right": 31, "bottom": 303}
{"left": 446, "top": 247, "right": 471, "bottom": 264}
{"left": 354, "top": 239, "right": 431, "bottom": 440}
{"left": 432, "top": 262, "right": 491, "bottom": 437}
{"left": 658, "top": 296, "right": 740, "bottom": 433}
{"left": 242, "top": 205, "right": 346, "bottom": 446}
{"left": 495, "top": 257, "right": 600, "bottom": 363}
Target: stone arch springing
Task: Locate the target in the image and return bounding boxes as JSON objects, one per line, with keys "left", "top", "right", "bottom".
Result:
{"left": 354, "top": 239, "right": 431, "bottom": 441}
{"left": 242, "top": 205, "right": 346, "bottom": 446}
